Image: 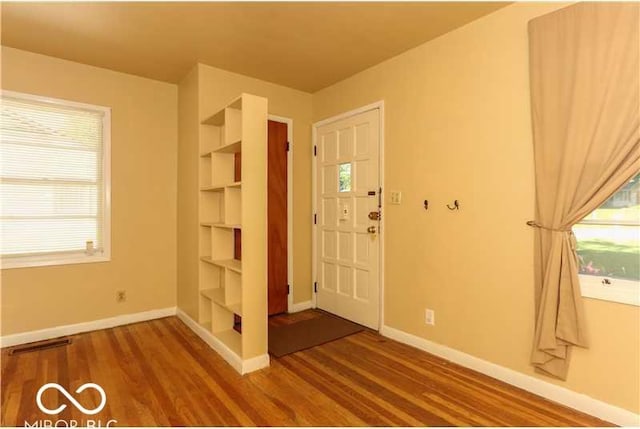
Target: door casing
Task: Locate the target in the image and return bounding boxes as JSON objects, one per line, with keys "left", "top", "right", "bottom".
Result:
{"left": 311, "top": 101, "right": 385, "bottom": 330}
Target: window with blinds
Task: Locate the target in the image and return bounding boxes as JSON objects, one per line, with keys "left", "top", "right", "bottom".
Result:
{"left": 0, "top": 91, "right": 110, "bottom": 268}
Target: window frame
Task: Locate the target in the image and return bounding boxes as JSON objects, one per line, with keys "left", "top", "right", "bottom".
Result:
{"left": 579, "top": 274, "right": 639, "bottom": 307}
{"left": 575, "top": 196, "right": 640, "bottom": 307}
{"left": 0, "top": 90, "right": 111, "bottom": 269}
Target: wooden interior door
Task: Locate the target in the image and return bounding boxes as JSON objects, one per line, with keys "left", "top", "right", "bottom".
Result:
{"left": 268, "top": 120, "right": 288, "bottom": 315}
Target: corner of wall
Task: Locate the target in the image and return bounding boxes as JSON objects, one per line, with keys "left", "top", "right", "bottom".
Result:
{"left": 177, "top": 63, "right": 201, "bottom": 321}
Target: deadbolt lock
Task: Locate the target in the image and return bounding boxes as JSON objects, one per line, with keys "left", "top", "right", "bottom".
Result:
{"left": 368, "top": 211, "right": 380, "bottom": 220}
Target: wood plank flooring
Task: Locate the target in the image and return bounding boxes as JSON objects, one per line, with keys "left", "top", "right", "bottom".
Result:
{"left": 1, "top": 312, "right": 613, "bottom": 426}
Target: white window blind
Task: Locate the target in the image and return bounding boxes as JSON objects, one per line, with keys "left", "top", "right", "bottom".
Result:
{"left": 0, "top": 91, "right": 110, "bottom": 267}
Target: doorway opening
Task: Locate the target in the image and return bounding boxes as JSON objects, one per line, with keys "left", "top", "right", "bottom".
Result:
{"left": 234, "top": 116, "right": 293, "bottom": 333}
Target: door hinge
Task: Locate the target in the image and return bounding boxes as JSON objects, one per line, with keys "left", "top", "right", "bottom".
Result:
{"left": 286, "top": 141, "right": 290, "bottom": 152}
{"left": 313, "top": 145, "right": 317, "bottom": 156}
{"left": 313, "top": 213, "right": 317, "bottom": 225}
{"left": 287, "top": 284, "right": 291, "bottom": 294}
{"left": 314, "top": 282, "right": 318, "bottom": 293}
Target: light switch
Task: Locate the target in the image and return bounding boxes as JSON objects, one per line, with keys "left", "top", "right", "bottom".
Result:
{"left": 390, "top": 191, "right": 402, "bottom": 205}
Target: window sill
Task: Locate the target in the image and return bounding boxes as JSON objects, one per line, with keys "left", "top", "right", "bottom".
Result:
{"left": 0, "top": 253, "right": 110, "bottom": 270}
{"left": 580, "top": 275, "right": 640, "bottom": 307}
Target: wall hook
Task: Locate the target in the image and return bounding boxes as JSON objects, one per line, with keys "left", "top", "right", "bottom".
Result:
{"left": 447, "top": 200, "right": 460, "bottom": 210}
{"left": 423, "top": 200, "right": 429, "bottom": 210}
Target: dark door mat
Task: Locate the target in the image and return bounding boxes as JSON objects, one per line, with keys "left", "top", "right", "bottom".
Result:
{"left": 268, "top": 313, "right": 365, "bottom": 357}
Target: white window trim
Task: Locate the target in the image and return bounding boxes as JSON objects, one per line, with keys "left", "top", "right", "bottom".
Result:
{"left": 580, "top": 275, "right": 640, "bottom": 307}
{"left": 1, "top": 253, "right": 111, "bottom": 269}
{"left": 0, "top": 90, "right": 111, "bottom": 270}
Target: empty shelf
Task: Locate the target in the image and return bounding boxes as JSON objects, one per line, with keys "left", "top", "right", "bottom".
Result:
{"left": 200, "top": 184, "right": 225, "bottom": 192}
{"left": 199, "top": 223, "right": 241, "bottom": 229}
{"left": 201, "top": 288, "right": 224, "bottom": 304}
{"left": 212, "top": 140, "right": 241, "bottom": 154}
{"left": 200, "top": 95, "right": 242, "bottom": 125}
{"left": 213, "top": 329, "right": 242, "bottom": 356}
{"left": 201, "top": 288, "right": 243, "bottom": 316}
{"left": 201, "top": 109, "right": 225, "bottom": 126}
{"left": 200, "top": 182, "right": 241, "bottom": 192}
{"left": 199, "top": 257, "right": 242, "bottom": 273}
{"left": 226, "top": 302, "right": 243, "bottom": 316}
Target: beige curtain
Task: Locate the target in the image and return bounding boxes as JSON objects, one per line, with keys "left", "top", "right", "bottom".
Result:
{"left": 528, "top": 2, "right": 640, "bottom": 379}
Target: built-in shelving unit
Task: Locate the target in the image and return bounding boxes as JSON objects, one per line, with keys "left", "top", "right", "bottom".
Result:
{"left": 198, "top": 93, "right": 268, "bottom": 372}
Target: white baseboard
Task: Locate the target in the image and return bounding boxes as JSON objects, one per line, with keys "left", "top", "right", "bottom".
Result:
{"left": 289, "top": 300, "right": 313, "bottom": 313}
{"left": 0, "top": 307, "right": 177, "bottom": 348}
{"left": 176, "top": 308, "right": 269, "bottom": 375}
{"left": 242, "top": 353, "right": 270, "bottom": 374}
{"left": 380, "top": 325, "right": 639, "bottom": 427}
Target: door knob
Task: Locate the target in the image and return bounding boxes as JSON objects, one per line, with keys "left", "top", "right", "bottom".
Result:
{"left": 368, "top": 211, "right": 380, "bottom": 220}
{"left": 367, "top": 226, "right": 377, "bottom": 234}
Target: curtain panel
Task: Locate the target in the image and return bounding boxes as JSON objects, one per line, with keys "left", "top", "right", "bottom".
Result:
{"left": 528, "top": 2, "right": 640, "bottom": 379}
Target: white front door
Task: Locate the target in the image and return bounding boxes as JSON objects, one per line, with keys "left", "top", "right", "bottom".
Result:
{"left": 315, "top": 109, "right": 380, "bottom": 329}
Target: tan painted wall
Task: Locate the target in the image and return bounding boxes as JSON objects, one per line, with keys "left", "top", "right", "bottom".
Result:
{"left": 312, "top": 2, "right": 640, "bottom": 414}
{"left": 177, "top": 63, "right": 313, "bottom": 322}
{"left": 0, "top": 47, "right": 178, "bottom": 335}
{"left": 177, "top": 66, "right": 200, "bottom": 320}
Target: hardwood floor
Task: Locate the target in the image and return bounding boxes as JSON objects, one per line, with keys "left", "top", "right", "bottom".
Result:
{"left": 1, "top": 312, "right": 613, "bottom": 426}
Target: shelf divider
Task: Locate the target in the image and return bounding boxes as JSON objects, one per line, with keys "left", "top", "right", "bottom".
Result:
{"left": 200, "top": 257, "right": 242, "bottom": 273}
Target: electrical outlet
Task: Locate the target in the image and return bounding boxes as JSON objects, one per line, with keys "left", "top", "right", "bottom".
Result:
{"left": 425, "top": 308, "right": 435, "bottom": 326}
{"left": 390, "top": 191, "right": 402, "bottom": 205}
{"left": 116, "top": 290, "right": 126, "bottom": 303}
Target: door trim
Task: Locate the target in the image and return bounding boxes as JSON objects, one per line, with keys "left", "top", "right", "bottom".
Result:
{"left": 311, "top": 101, "right": 385, "bottom": 330}
{"left": 268, "top": 114, "right": 294, "bottom": 314}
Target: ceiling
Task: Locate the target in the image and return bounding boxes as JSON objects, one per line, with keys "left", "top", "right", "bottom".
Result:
{"left": 1, "top": 2, "right": 508, "bottom": 92}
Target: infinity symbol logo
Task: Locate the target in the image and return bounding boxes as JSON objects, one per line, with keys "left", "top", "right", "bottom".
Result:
{"left": 36, "top": 383, "right": 107, "bottom": 415}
